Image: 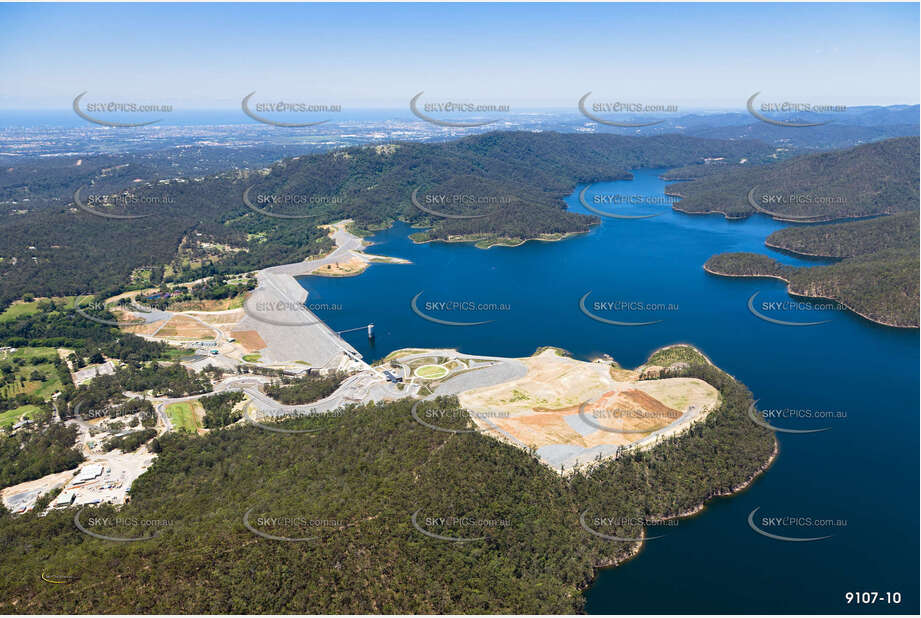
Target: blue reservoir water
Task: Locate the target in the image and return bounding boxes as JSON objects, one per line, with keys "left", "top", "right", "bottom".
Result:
{"left": 299, "top": 169, "right": 919, "bottom": 614}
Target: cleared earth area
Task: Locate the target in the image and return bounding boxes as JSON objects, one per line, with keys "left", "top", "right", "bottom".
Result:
{"left": 457, "top": 348, "right": 720, "bottom": 471}
{"left": 152, "top": 315, "right": 216, "bottom": 339}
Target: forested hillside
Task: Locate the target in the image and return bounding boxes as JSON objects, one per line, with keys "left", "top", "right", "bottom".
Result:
{"left": 689, "top": 119, "right": 919, "bottom": 151}
{"left": 0, "top": 132, "right": 775, "bottom": 307}
{"left": 0, "top": 422, "right": 83, "bottom": 488}
{"left": 668, "top": 137, "right": 919, "bottom": 220}
{"left": 766, "top": 211, "right": 919, "bottom": 258}
{"left": 690, "top": 137, "right": 919, "bottom": 328}
{"left": 0, "top": 351, "right": 774, "bottom": 614}
{"left": 704, "top": 248, "right": 919, "bottom": 328}
{"left": 0, "top": 146, "right": 309, "bottom": 211}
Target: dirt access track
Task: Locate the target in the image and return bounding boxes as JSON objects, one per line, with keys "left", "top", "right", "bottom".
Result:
{"left": 457, "top": 348, "right": 719, "bottom": 472}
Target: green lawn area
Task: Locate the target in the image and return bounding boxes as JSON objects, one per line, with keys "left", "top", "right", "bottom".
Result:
{"left": 0, "top": 301, "right": 40, "bottom": 322}
{"left": 377, "top": 349, "right": 427, "bottom": 364}
{"left": 166, "top": 402, "right": 202, "bottom": 433}
{"left": 0, "top": 404, "right": 41, "bottom": 428}
{"left": 29, "top": 364, "right": 62, "bottom": 399}
{"left": 415, "top": 364, "right": 449, "bottom": 379}
{"left": 0, "top": 296, "right": 80, "bottom": 322}
{"left": 3, "top": 347, "right": 57, "bottom": 361}
{"left": 131, "top": 268, "right": 153, "bottom": 286}
{"left": 242, "top": 354, "right": 261, "bottom": 362}
{"left": 162, "top": 346, "right": 195, "bottom": 361}
{"left": 0, "top": 347, "right": 63, "bottom": 400}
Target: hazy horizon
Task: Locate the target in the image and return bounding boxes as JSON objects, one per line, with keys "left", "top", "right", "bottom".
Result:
{"left": 1, "top": 3, "right": 918, "bottom": 110}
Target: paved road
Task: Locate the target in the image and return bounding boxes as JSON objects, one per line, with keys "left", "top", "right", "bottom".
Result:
{"left": 154, "top": 393, "right": 212, "bottom": 432}
{"left": 262, "top": 222, "right": 365, "bottom": 278}
{"left": 389, "top": 349, "right": 528, "bottom": 399}
{"left": 219, "top": 373, "right": 401, "bottom": 417}
{"left": 429, "top": 360, "right": 527, "bottom": 397}
{"left": 151, "top": 370, "right": 402, "bottom": 433}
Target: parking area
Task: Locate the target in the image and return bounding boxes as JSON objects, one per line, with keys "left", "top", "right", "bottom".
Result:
{"left": 47, "top": 449, "right": 156, "bottom": 511}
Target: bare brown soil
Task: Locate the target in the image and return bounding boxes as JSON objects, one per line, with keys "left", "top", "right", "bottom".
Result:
{"left": 154, "top": 315, "right": 215, "bottom": 339}
{"left": 230, "top": 330, "right": 267, "bottom": 352}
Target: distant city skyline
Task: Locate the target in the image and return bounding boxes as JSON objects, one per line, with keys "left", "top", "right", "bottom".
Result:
{"left": 1, "top": 2, "right": 918, "bottom": 110}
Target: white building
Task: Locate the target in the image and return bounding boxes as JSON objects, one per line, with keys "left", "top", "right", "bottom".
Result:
{"left": 72, "top": 463, "right": 104, "bottom": 485}
{"left": 52, "top": 491, "right": 76, "bottom": 508}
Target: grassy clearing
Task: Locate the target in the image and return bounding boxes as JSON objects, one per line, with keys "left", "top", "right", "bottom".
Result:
{"left": 533, "top": 346, "right": 571, "bottom": 358}
{"left": 415, "top": 364, "right": 448, "bottom": 379}
{"left": 242, "top": 354, "right": 261, "bottom": 362}
{"left": 374, "top": 348, "right": 429, "bottom": 365}
{"left": 312, "top": 257, "right": 368, "bottom": 277}
{"left": 2, "top": 347, "right": 57, "bottom": 361}
{"left": 474, "top": 236, "right": 523, "bottom": 249}
{"left": 166, "top": 402, "right": 202, "bottom": 433}
{"left": 130, "top": 268, "right": 154, "bottom": 286}
{"left": 161, "top": 346, "right": 195, "bottom": 361}
{"left": 157, "top": 295, "right": 247, "bottom": 312}
{"left": 0, "top": 405, "right": 41, "bottom": 428}
{"left": 0, "top": 297, "right": 79, "bottom": 323}
{"left": 0, "top": 302, "right": 40, "bottom": 322}
{"left": 0, "top": 347, "right": 63, "bottom": 401}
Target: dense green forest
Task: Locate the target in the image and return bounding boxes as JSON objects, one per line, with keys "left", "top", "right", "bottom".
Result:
{"left": 0, "top": 132, "right": 775, "bottom": 307}
{"left": 646, "top": 344, "right": 710, "bottom": 367}
{"left": 766, "top": 211, "right": 919, "bottom": 258}
{"left": 200, "top": 392, "right": 245, "bottom": 428}
{"left": 705, "top": 252, "right": 789, "bottom": 278}
{"left": 690, "top": 138, "right": 919, "bottom": 328}
{"left": 264, "top": 371, "right": 347, "bottom": 405}
{"left": 659, "top": 161, "right": 759, "bottom": 181}
{"left": 0, "top": 349, "right": 774, "bottom": 614}
{"left": 0, "top": 422, "right": 83, "bottom": 488}
{"left": 0, "top": 146, "right": 313, "bottom": 213}
{"left": 704, "top": 248, "right": 919, "bottom": 327}
{"left": 102, "top": 428, "right": 158, "bottom": 453}
{"left": 0, "top": 194, "right": 333, "bottom": 308}
{"left": 667, "top": 137, "right": 919, "bottom": 220}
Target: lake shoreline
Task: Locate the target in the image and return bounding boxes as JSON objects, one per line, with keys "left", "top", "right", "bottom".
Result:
{"left": 409, "top": 229, "right": 590, "bottom": 249}
{"left": 703, "top": 263, "right": 918, "bottom": 329}
{"left": 587, "top": 437, "right": 779, "bottom": 583}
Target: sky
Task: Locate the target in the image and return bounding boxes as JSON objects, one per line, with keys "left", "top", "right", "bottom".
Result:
{"left": 0, "top": 2, "right": 918, "bottom": 110}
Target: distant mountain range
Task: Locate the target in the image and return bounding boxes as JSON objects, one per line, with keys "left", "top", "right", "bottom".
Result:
{"left": 574, "top": 104, "right": 920, "bottom": 151}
